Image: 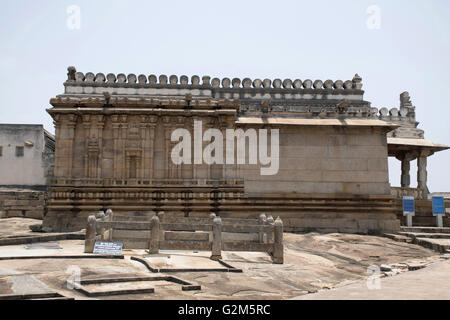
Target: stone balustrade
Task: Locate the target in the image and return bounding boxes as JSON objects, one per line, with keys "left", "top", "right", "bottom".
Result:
{"left": 64, "top": 67, "right": 365, "bottom": 102}
{"left": 68, "top": 69, "right": 363, "bottom": 92}
{"left": 84, "top": 211, "right": 284, "bottom": 264}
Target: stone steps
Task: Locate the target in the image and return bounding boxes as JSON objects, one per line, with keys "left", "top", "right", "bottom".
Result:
{"left": 398, "top": 232, "right": 450, "bottom": 239}
{"left": 413, "top": 238, "right": 450, "bottom": 253}
{"left": 385, "top": 227, "right": 450, "bottom": 253}
{"left": 383, "top": 233, "right": 412, "bottom": 243}
{"left": 400, "top": 226, "right": 450, "bottom": 234}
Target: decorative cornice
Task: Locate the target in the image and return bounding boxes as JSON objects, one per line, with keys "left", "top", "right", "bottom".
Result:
{"left": 63, "top": 67, "right": 365, "bottom": 100}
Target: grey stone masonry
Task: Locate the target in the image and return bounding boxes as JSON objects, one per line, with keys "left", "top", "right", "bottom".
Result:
{"left": 61, "top": 67, "right": 374, "bottom": 119}
{"left": 379, "top": 91, "right": 424, "bottom": 139}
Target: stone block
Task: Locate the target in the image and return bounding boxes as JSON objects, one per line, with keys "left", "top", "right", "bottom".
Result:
{"left": 25, "top": 210, "right": 44, "bottom": 219}
{"left": 7, "top": 210, "right": 24, "bottom": 217}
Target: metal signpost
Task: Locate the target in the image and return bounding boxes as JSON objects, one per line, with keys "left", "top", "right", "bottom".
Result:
{"left": 432, "top": 196, "right": 445, "bottom": 228}
{"left": 402, "top": 196, "right": 415, "bottom": 227}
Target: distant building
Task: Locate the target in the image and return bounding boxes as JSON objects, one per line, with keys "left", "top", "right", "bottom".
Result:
{"left": 0, "top": 124, "right": 55, "bottom": 190}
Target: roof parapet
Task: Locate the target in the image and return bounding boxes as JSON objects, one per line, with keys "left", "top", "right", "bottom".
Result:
{"left": 64, "top": 67, "right": 365, "bottom": 96}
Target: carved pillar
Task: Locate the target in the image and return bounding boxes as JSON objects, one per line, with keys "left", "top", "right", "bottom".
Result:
{"left": 417, "top": 155, "right": 428, "bottom": 199}
{"left": 111, "top": 115, "right": 128, "bottom": 180}
{"left": 174, "top": 116, "right": 185, "bottom": 180}
{"left": 111, "top": 115, "right": 121, "bottom": 179}
{"left": 204, "top": 117, "right": 215, "bottom": 180}
{"left": 401, "top": 159, "right": 411, "bottom": 188}
{"left": 396, "top": 152, "right": 417, "bottom": 189}
{"left": 96, "top": 117, "right": 105, "bottom": 178}
{"left": 144, "top": 116, "right": 158, "bottom": 180}
{"left": 162, "top": 116, "right": 172, "bottom": 179}
{"left": 53, "top": 114, "right": 77, "bottom": 179}
{"left": 82, "top": 115, "right": 104, "bottom": 179}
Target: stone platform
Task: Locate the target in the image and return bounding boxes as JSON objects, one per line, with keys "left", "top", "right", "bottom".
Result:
{"left": 0, "top": 226, "right": 443, "bottom": 299}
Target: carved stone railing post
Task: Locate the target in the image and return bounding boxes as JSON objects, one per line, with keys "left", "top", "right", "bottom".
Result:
{"left": 106, "top": 209, "right": 114, "bottom": 241}
{"left": 266, "top": 215, "right": 274, "bottom": 244}
{"left": 211, "top": 216, "right": 222, "bottom": 261}
{"left": 149, "top": 215, "right": 160, "bottom": 254}
{"left": 84, "top": 215, "right": 97, "bottom": 253}
{"left": 401, "top": 158, "right": 411, "bottom": 188}
{"left": 272, "top": 217, "right": 284, "bottom": 264}
{"left": 417, "top": 155, "right": 428, "bottom": 199}
{"left": 96, "top": 211, "right": 106, "bottom": 240}
{"left": 259, "top": 213, "right": 267, "bottom": 243}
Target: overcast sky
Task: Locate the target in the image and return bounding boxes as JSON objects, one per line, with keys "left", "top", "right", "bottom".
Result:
{"left": 0, "top": 0, "right": 449, "bottom": 191}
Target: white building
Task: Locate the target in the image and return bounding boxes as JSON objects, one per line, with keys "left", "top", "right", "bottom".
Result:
{"left": 0, "top": 124, "right": 55, "bottom": 189}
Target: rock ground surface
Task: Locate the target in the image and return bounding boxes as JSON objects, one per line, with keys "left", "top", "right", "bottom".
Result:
{"left": 0, "top": 218, "right": 446, "bottom": 300}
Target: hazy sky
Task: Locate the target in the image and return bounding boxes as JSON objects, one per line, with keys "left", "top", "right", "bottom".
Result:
{"left": 0, "top": 0, "right": 449, "bottom": 191}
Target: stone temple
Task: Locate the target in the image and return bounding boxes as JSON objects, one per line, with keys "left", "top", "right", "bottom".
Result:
{"left": 42, "top": 67, "right": 448, "bottom": 233}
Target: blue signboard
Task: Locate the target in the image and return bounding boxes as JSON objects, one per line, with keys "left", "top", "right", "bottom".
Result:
{"left": 402, "top": 196, "right": 415, "bottom": 216}
{"left": 432, "top": 196, "right": 445, "bottom": 216}
{"left": 93, "top": 241, "right": 123, "bottom": 255}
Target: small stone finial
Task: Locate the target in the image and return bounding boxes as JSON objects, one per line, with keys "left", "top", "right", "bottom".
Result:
{"left": 302, "top": 79, "right": 313, "bottom": 89}
{"left": 272, "top": 79, "right": 282, "bottom": 88}
{"left": 67, "top": 66, "right": 76, "bottom": 81}
{"left": 333, "top": 80, "right": 344, "bottom": 89}
{"left": 293, "top": 79, "right": 302, "bottom": 89}
{"left": 169, "top": 75, "right": 178, "bottom": 85}
{"left": 343, "top": 80, "right": 353, "bottom": 90}
{"left": 352, "top": 73, "right": 363, "bottom": 89}
{"left": 221, "top": 78, "right": 231, "bottom": 88}
{"left": 242, "top": 78, "right": 252, "bottom": 88}
{"left": 211, "top": 78, "right": 220, "bottom": 88}
{"left": 106, "top": 73, "right": 116, "bottom": 83}
{"left": 323, "top": 80, "right": 334, "bottom": 89}
{"left": 85, "top": 72, "right": 95, "bottom": 83}
{"left": 95, "top": 73, "right": 105, "bottom": 83}
{"left": 262, "top": 79, "right": 271, "bottom": 89}
{"left": 127, "top": 74, "right": 137, "bottom": 84}
{"left": 105, "top": 208, "right": 113, "bottom": 216}
{"left": 389, "top": 108, "right": 399, "bottom": 117}
{"left": 313, "top": 80, "right": 323, "bottom": 89}
{"left": 159, "top": 74, "right": 168, "bottom": 85}
{"left": 138, "top": 74, "right": 147, "bottom": 84}
{"left": 148, "top": 75, "right": 157, "bottom": 84}
{"left": 117, "top": 73, "right": 127, "bottom": 83}
{"left": 191, "top": 75, "right": 200, "bottom": 85}
{"left": 202, "top": 76, "right": 211, "bottom": 86}
{"left": 180, "top": 75, "right": 189, "bottom": 85}
{"left": 232, "top": 78, "right": 241, "bottom": 88}
{"left": 379, "top": 107, "right": 389, "bottom": 116}
{"left": 252, "top": 79, "right": 262, "bottom": 88}
{"left": 282, "top": 79, "right": 293, "bottom": 89}
{"left": 74, "top": 72, "right": 85, "bottom": 82}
